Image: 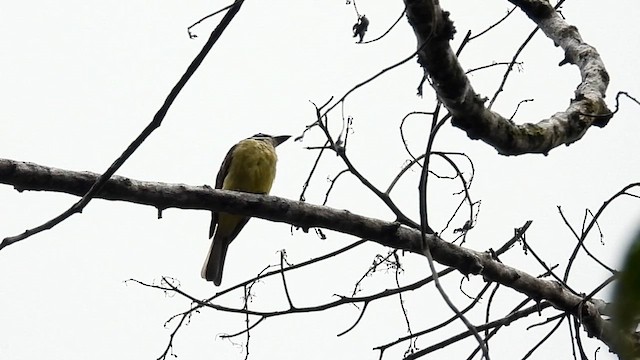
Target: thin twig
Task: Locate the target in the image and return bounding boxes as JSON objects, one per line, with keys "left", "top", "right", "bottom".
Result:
{"left": 0, "top": 0, "right": 247, "bottom": 251}
{"left": 337, "top": 301, "right": 370, "bottom": 337}
{"left": 280, "top": 252, "right": 295, "bottom": 309}
{"left": 488, "top": 26, "right": 539, "bottom": 109}
{"left": 361, "top": 8, "right": 406, "bottom": 44}
{"left": 561, "top": 183, "right": 640, "bottom": 282}
{"left": 404, "top": 302, "right": 553, "bottom": 360}
{"left": 187, "top": 3, "right": 235, "bottom": 38}
{"left": 521, "top": 316, "right": 565, "bottom": 360}
{"left": 469, "top": 6, "right": 517, "bottom": 40}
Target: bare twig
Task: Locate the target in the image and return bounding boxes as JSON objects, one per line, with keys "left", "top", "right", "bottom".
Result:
{"left": 521, "top": 315, "right": 565, "bottom": 360}
{"left": 187, "top": 3, "right": 235, "bottom": 38}
{"left": 469, "top": 6, "right": 517, "bottom": 40}
{"left": 361, "top": 8, "right": 406, "bottom": 44}
{"left": 404, "top": 302, "right": 554, "bottom": 360}
{"left": 337, "top": 301, "right": 370, "bottom": 337}
{"left": 280, "top": 252, "right": 295, "bottom": 309}
{"left": 561, "top": 184, "right": 640, "bottom": 282}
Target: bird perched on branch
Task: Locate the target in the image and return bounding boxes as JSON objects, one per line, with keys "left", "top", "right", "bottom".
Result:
{"left": 202, "top": 133, "right": 290, "bottom": 286}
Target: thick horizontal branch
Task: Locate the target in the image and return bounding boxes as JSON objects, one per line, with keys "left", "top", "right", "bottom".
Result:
{"left": 0, "top": 158, "right": 423, "bottom": 254}
{"left": 0, "top": 158, "right": 633, "bottom": 354}
{"left": 403, "top": 0, "right": 611, "bottom": 155}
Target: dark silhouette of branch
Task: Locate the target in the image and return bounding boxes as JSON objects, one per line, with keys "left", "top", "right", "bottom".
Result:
{"left": 465, "top": 61, "right": 522, "bottom": 75}
{"left": 351, "top": 250, "right": 398, "bottom": 297}
{"left": 399, "top": 111, "right": 434, "bottom": 162}
{"left": 468, "top": 297, "right": 534, "bottom": 359}
{"left": 404, "top": 302, "right": 554, "bottom": 359}
{"left": 154, "top": 290, "right": 193, "bottom": 360}
{"left": 433, "top": 152, "right": 476, "bottom": 237}
{"left": 150, "top": 239, "right": 367, "bottom": 358}
{"left": 469, "top": 6, "right": 517, "bottom": 40}
{"left": 322, "top": 169, "right": 349, "bottom": 206}
{"left": 279, "top": 252, "right": 295, "bottom": 309}
{"left": 298, "top": 140, "right": 330, "bottom": 202}
{"left": 153, "top": 224, "right": 531, "bottom": 358}
{"left": 509, "top": 99, "right": 534, "bottom": 121}
{"left": 527, "top": 313, "right": 565, "bottom": 331}
{"left": 394, "top": 254, "right": 415, "bottom": 355}
{"left": 488, "top": 26, "right": 538, "bottom": 109}
{"left": 521, "top": 315, "right": 566, "bottom": 359}
{"left": 315, "top": 43, "right": 427, "bottom": 121}
{"left": 187, "top": 3, "right": 235, "bottom": 38}
{"left": 572, "top": 316, "right": 589, "bottom": 360}
{"left": 311, "top": 104, "right": 421, "bottom": 229}
{"left": 337, "top": 301, "right": 370, "bottom": 337}
{"left": 375, "top": 282, "right": 493, "bottom": 356}
{"left": 419, "top": 110, "right": 450, "bottom": 232}
{"left": 361, "top": 8, "right": 406, "bottom": 44}
{"left": 0, "top": 0, "right": 246, "bottom": 249}
{"left": 521, "top": 233, "right": 578, "bottom": 295}
{"left": 406, "top": 93, "right": 487, "bottom": 355}
{"left": 215, "top": 239, "right": 368, "bottom": 300}
{"left": 561, "top": 183, "right": 640, "bottom": 282}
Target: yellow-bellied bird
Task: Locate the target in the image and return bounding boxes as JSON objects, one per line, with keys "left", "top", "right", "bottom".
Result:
{"left": 202, "top": 133, "right": 290, "bottom": 286}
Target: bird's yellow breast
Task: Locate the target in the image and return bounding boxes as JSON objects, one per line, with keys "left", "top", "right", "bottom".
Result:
{"left": 223, "top": 139, "right": 278, "bottom": 194}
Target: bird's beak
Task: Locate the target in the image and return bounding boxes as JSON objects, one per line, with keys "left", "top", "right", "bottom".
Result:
{"left": 272, "top": 135, "right": 291, "bottom": 147}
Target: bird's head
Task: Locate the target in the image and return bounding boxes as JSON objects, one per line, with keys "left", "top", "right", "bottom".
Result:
{"left": 249, "top": 133, "right": 291, "bottom": 147}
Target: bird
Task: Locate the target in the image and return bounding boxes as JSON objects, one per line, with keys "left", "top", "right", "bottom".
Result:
{"left": 201, "top": 133, "right": 290, "bottom": 286}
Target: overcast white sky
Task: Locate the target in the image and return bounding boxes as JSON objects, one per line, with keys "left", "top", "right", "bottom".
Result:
{"left": 1, "top": 1, "right": 639, "bottom": 359}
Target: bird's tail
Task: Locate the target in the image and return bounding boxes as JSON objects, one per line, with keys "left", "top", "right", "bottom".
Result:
{"left": 201, "top": 234, "right": 229, "bottom": 286}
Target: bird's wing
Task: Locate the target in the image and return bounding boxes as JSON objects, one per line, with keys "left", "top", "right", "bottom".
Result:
{"left": 210, "top": 144, "right": 237, "bottom": 238}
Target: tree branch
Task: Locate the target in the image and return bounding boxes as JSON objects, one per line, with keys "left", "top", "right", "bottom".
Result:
{"left": 0, "top": 157, "right": 634, "bottom": 356}
{"left": 403, "top": 0, "right": 611, "bottom": 155}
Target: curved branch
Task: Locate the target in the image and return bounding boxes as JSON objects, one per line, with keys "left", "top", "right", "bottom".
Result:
{"left": 403, "top": 0, "right": 611, "bottom": 155}
{"left": 360, "top": 8, "right": 406, "bottom": 44}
